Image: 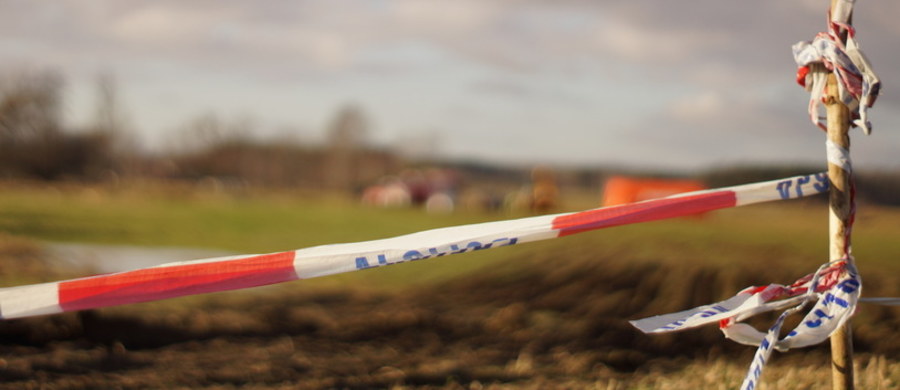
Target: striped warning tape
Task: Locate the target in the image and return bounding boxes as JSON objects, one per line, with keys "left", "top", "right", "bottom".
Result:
{"left": 630, "top": 251, "right": 868, "bottom": 390}
{"left": 0, "top": 173, "right": 829, "bottom": 320}
{"left": 637, "top": 2, "right": 888, "bottom": 388}
{"left": 793, "top": 0, "right": 881, "bottom": 135}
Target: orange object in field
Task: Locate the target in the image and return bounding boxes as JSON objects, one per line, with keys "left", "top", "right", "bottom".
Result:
{"left": 601, "top": 176, "right": 706, "bottom": 206}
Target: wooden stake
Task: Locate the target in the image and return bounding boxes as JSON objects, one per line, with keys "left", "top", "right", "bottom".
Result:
{"left": 826, "top": 2, "right": 854, "bottom": 388}
{"left": 826, "top": 71, "right": 854, "bottom": 390}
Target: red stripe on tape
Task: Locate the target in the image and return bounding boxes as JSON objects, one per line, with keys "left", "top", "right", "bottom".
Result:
{"left": 59, "top": 251, "right": 297, "bottom": 311}
{"left": 552, "top": 191, "right": 736, "bottom": 237}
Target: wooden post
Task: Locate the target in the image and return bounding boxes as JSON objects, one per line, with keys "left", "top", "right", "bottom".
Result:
{"left": 826, "top": 71, "right": 854, "bottom": 390}
{"left": 826, "top": 2, "right": 854, "bottom": 389}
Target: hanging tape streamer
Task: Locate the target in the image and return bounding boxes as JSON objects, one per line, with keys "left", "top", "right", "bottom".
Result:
{"left": 0, "top": 173, "right": 831, "bottom": 320}
{"left": 738, "top": 302, "right": 807, "bottom": 390}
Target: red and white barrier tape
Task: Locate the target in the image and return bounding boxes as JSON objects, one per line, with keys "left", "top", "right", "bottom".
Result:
{"left": 0, "top": 173, "right": 829, "bottom": 320}
{"left": 793, "top": 0, "right": 881, "bottom": 134}
{"left": 631, "top": 259, "right": 863, "bottom": 390}
{"left": 635, "top": 3, "right": 892, "bottom": 388}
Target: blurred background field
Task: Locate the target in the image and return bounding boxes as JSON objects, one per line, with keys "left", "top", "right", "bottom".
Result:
{"left": 2, "top": 2, "right": 900, "bottom": 386}
{"left": 0, "top": 181, "right": 898, "bottom": 389}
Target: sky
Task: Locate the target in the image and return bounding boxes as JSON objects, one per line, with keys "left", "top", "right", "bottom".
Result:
{"left": 1, "top": 0, "right": 899, "bottom": 172}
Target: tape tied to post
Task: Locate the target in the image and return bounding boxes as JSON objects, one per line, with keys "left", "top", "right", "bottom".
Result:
{"left": 631, "top": 259, "right": 863, "bottom": 390}
{"left": 793, "top": 0, "right": 881, "bottom": 134}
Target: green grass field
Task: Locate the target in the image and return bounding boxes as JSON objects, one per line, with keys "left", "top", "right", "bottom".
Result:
{"left": 0, "top": 181, "right": 897, "bottom": 389}
{"left": 1, "top": 181, "right": 897, "bottom": 287}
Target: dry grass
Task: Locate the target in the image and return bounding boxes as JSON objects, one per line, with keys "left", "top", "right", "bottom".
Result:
{"left": 620, "top": 355, "right": 898, "bottom": 390}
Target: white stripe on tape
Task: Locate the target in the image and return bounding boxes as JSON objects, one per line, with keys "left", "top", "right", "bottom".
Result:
{"left": 292, "top": 216, "right": 556, "bottom": 279}
{"left": 826, "top": 139, "right": 852, "bottom": 172}
{"left": 0, "top": 282, "right": 62, "bottom": 319}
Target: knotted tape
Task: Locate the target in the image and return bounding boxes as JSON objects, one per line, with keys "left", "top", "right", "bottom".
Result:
{"left": 793, "top": 0, "right": 880, "bottom": 134}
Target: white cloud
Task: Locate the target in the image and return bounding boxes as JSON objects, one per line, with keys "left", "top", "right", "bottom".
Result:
{"left": 593, "top": 20, "right": 731, "bottom": 64}
{"left": 109, "top": 5, "right": 208, "bottom": 45}
{"left": 667, "top": 91, "right": 728, "bottom": 123}
{"left": 389, "top": 1, "right": 502, "bottom": 32}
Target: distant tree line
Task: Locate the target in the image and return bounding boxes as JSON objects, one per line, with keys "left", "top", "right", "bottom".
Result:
{"left": 0, "top": 69, "right": 400, "bottom": 190}
{"left": 0, "top": 69, "right": 897, "bottom": 205}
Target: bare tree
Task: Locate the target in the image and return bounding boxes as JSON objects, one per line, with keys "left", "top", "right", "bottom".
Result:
{"left": 0, "top": 70, "right": 67, "bottom": 179}
{"left": 324, "top": 104, "right": 368, "bottom": 191}
{"left": 92, "top": 72, "right": 121, "bottom": 135}
{"left": 0, "top": 69, "right": 116, "bottom": 180}
{"left": 0, "top": 70, "right": 64, "bottom": 147}
{"left": 88, "top": 72, "right": 137, "bottom": 177}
